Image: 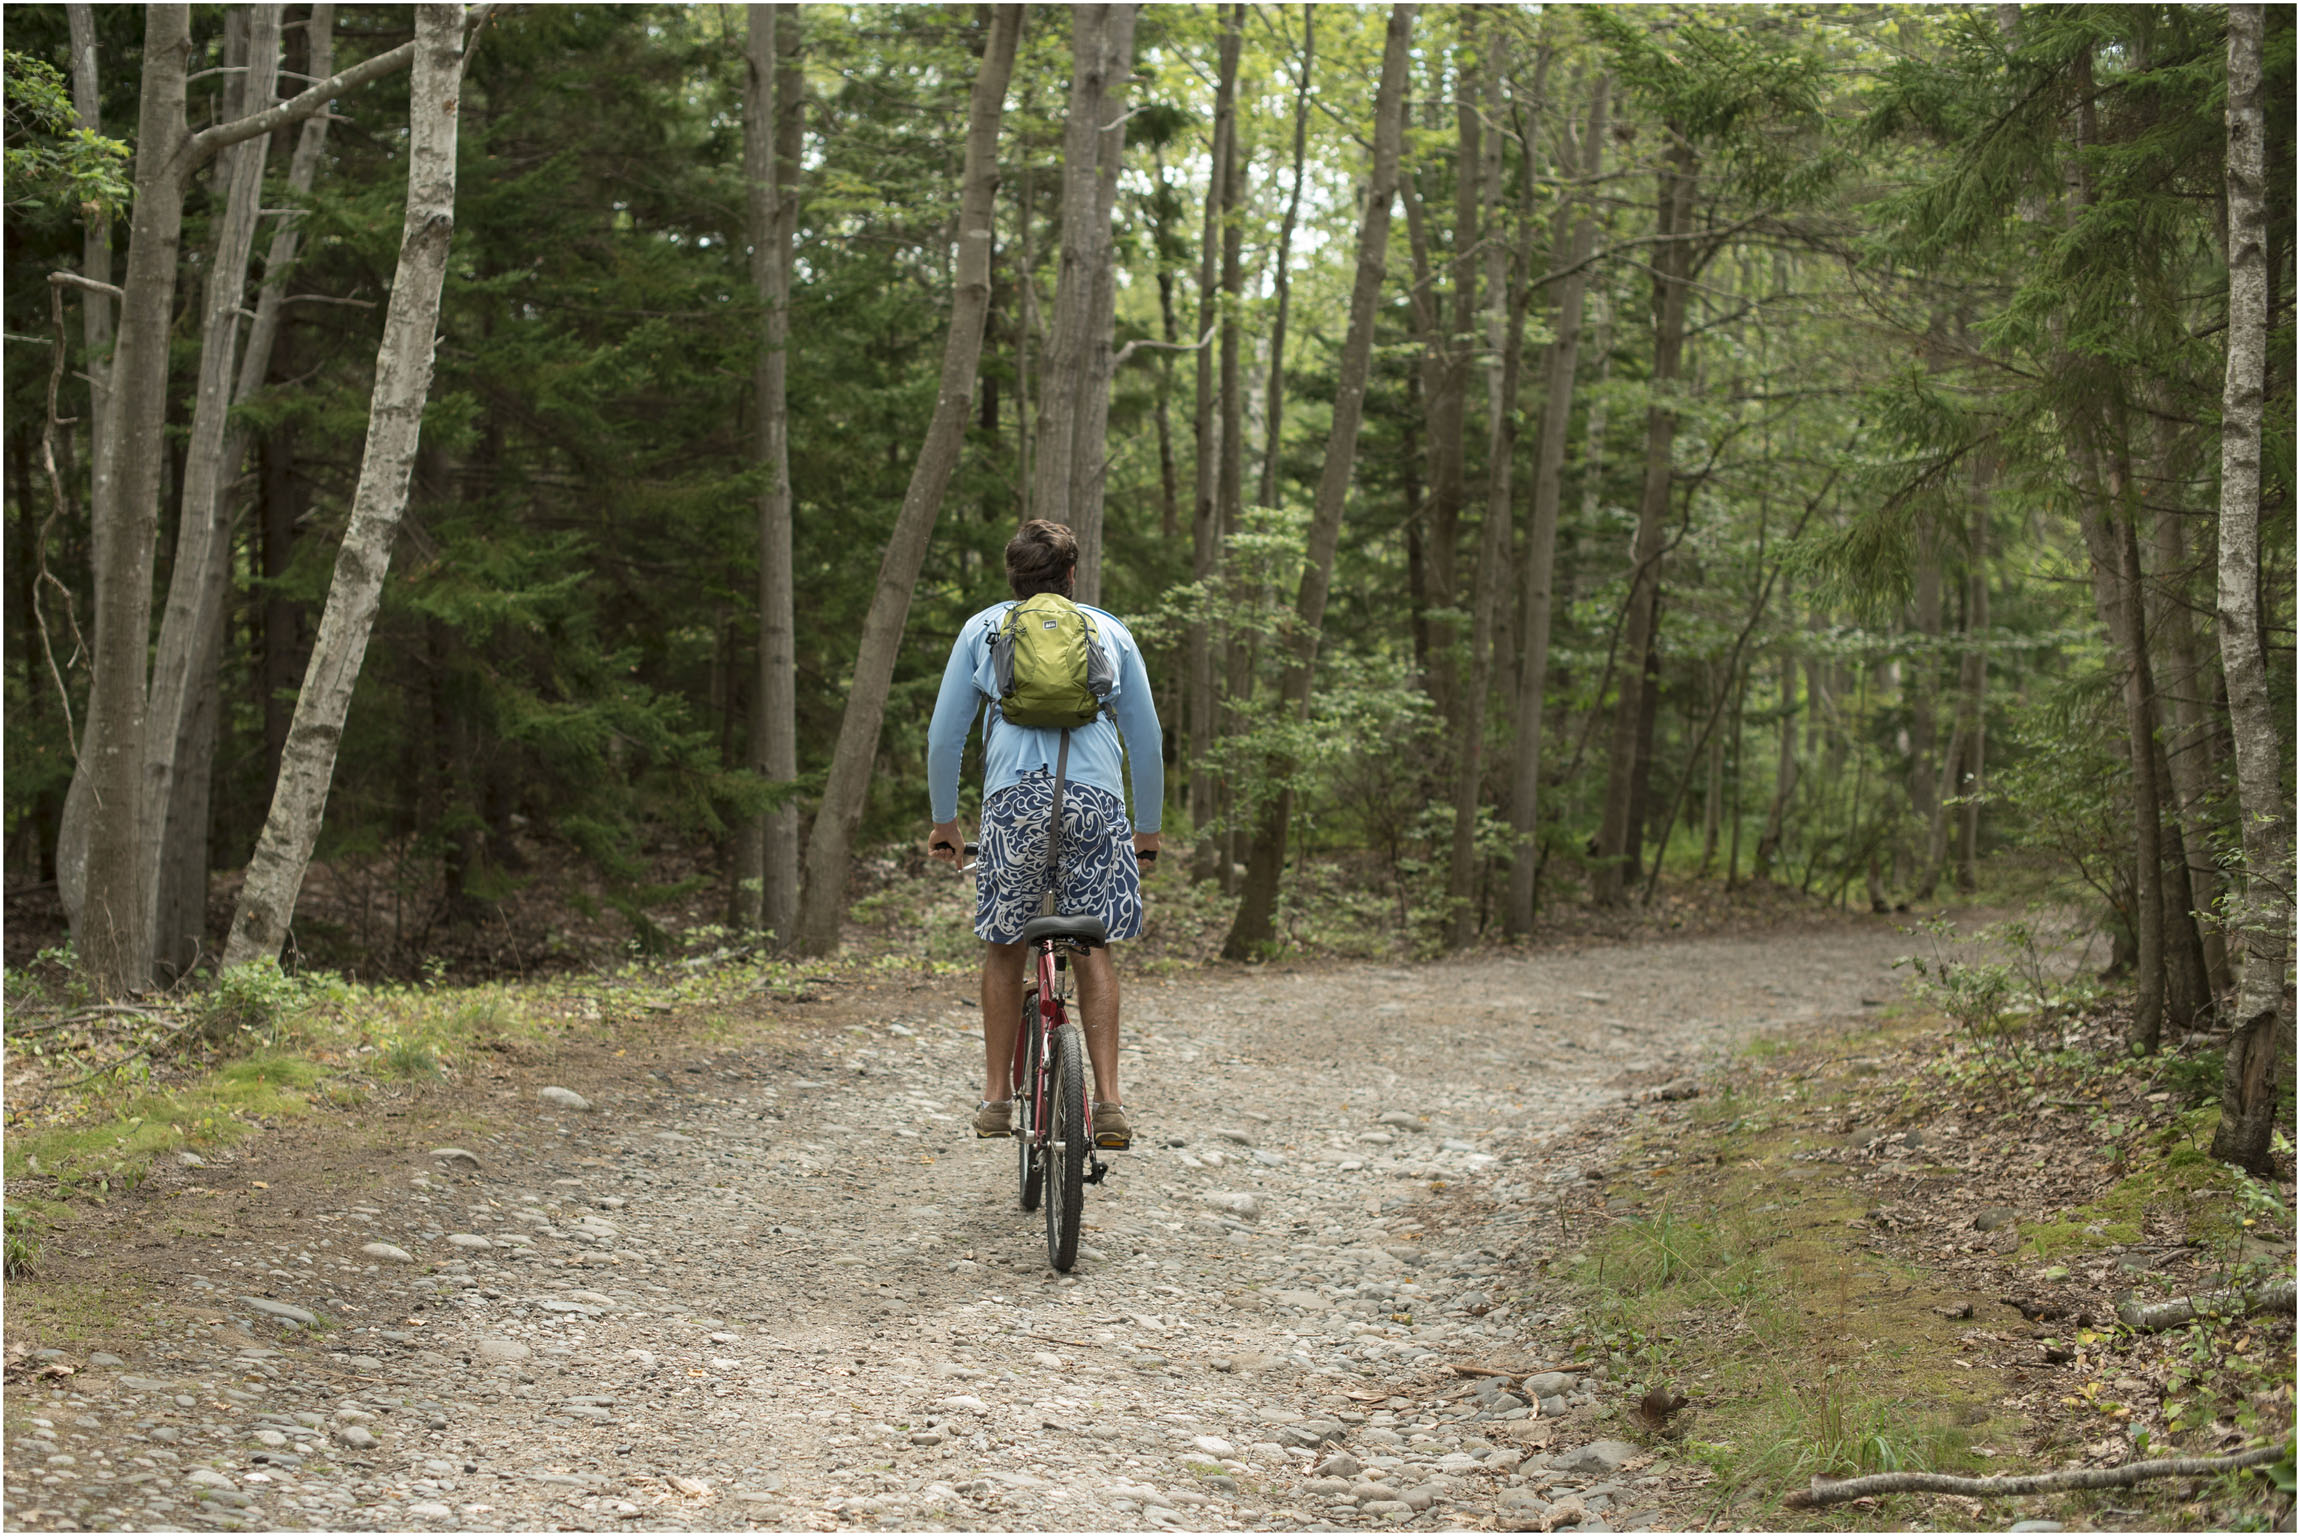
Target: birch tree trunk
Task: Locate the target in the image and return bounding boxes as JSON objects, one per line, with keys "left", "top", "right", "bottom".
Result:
{"left": 1504, "top": 72, "right": 1606, "bottom": 938}
{"left": 1068, "top": 2, "right": 1137, "bottom": 605}
{"left": 733, "top": 2, "right": 803, "bottom": 943}
{"left": 1592, "top": 132, "right": 1695, "bottom": 905}
{"left": 54, "top": 2, "right": 116, "bottom": 940}
{"left": 788, "top": 6, "right": 1023, "bottom": 957}
{"left": 224, "top": 3, "right": 468, "bottom": 970}
{"left": 2209, "top": 2, "right": 2290, "bottom": 1175}
{"left": 144, "top": 5, "right": 283, "bottom": 980}
{"left": 1220, "top": 1, "right": 1415, "bottom": 961}
{"left": 1256, "top": 6, "right": 1313, "bottom": 512}
{"left": 1187, "top": 16, "right": 1238, "bottom": 885}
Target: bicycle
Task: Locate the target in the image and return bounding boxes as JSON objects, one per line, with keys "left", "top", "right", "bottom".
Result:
{"left": 1010, "top": 908, "right": 1113, "bottom": 1272}
{"left": 938, "top": 837, "right": 1112, "bottom": 1273}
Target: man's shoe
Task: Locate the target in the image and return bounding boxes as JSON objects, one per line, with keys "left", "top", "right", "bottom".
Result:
{"left": 1093, "top": 1101, "right": 1133, "bottom": 1150}
{"left": 972, "top": 1100, "right": 1013, "bottom": 1138}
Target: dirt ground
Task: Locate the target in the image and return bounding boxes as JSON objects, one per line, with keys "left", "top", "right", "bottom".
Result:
{"left": 4, "top": 908, "right": 2290, "bottom": 1534}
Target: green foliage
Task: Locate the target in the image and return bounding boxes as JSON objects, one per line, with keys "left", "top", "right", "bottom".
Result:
{"left": 2, "top": 49, "right": 130, "bottom": 215}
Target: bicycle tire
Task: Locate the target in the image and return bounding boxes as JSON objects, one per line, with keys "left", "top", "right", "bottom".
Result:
{"left": 1044, "top": 1020, "right": 1087, "bottom": 1272}
{"left": 1016, "top": 988, "right": 1044, "bottom": 1213}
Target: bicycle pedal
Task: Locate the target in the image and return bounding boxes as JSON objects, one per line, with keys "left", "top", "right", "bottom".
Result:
{"left": 1084, "top": 1157, "right": 1111, "bottom": 1186}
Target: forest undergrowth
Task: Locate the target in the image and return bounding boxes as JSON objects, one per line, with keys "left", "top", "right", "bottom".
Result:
{"left": 1531, "top": 927, "right": 2297, "bottom": 1531}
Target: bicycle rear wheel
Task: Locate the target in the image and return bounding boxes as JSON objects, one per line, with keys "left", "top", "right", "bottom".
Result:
{"left": 1044, "top": 1020, "right": 1087, "bottom": 1272}
{"left": 1016, "top": 988, "right": 1044, "bottom": 1212}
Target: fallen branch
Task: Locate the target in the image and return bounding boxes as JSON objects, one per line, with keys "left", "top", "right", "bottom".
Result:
{"left": 1450, "top": 1360, "right": 1599, "bottom": 1379}
{"left": 2117, "top": 1280, "right": 2296, "bottom": 1332}
{"left": 1785, "top": 1442, "right": 2290, "bottom": 1508}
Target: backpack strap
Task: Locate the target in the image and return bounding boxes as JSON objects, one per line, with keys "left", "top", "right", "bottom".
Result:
{"left": 1041, "top": 728, "right": 1070, "bottom": 917}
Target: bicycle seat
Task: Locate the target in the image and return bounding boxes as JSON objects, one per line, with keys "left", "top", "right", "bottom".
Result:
{"left": 1021, "top": 914, "right": 1108, "bottom": 949}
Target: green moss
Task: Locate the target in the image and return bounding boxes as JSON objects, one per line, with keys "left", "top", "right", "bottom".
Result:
{"left": 2017, "top": 1139, "right": 2239, "bottom": 1259}
{"left": 4, "top": 1051, "right": 328, "bottom": 1188}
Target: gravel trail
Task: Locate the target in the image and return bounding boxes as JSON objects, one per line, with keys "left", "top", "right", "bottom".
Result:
{"left": 4, "top": 919, "right": 1912, "bottom": 1533}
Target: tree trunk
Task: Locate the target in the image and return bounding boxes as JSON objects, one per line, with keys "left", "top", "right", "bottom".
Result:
{"left": 2077, "top": 452, "right": 2167, "bottom": 1054}
{"left": 1219, "top": 2, "right": 1414, "bottom": 961}
{"left": 1448, "top": 30, "right": 1544, "bottom": 950}
{"left": 55, "top": 2, "right": 116, "bottom": 941}
{"left": 70, "top": 6, "right": 422, "bottom": 992}
{"left": 2210, "top": 3, "right": 2289, "bottom": 1176}
{"left": 224, "top": 4, "right": 468, "bottom": 970}
{"left": 1399, "top": 31, "right": 1479, "bottom": 740}
{"left": 1030, "top": 1, "right": 1133, "bottom": 603}
{"left": 1187, "top": 10, "right": 1238, "bottom": 885}
{"left": 1953, "top": 467, "right": 1989, "bottom": 892}
{"left": 145, "top": 5, "right": 283, "bottom": 981}
{"left": 1753, "top": 646, "right": 1798, "bottom": 882}
{"left": 1700, "top": 659, "right": 1724, "bottom": 875}
{"left": 2153, "top": 507, "right": 2234, "bottom": 996}
{"left": 1592, "top": 132, "right": 1694, "bottom": 906}
{"left": 733, "top": 2, "right": 803, "bottom": 942}
{"left": 1215, "top": 2, "right": 1250, "bottom": 887}
{"left": 1257, "top": 6, "right": 1313, "bottom": 511}
{"left": 787, "top": 7, "right": 1024, "bottom": 957}
{"left": 71, "top": 4, "right": 195, "bottom": 994}
{"left": 1504, "top": 74, "right": 1607, "bottom": 937}
{"left": 238, "top": 1, "right": 335, "bottom": 807}
{"left": 1067, "top": 1, "right": 1138, "bottom": 603}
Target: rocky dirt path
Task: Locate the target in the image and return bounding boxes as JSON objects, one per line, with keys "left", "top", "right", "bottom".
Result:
{"left": 4, "top": 917, "right": 1917, "bottom": 1534}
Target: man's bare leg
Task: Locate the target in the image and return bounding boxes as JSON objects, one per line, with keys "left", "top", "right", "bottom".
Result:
{"left": 980, "top": 939, "right": 1026, "bottom": 1101}
{"left": 1073, "top": 944, "right": 1121, "bottom": 1106}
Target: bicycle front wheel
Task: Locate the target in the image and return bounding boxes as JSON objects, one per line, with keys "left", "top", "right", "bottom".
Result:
{"left": 1016, "top": 987, "right": 1044, "bottom": 1213}
{"left": 1044, "top": 1020, "right": 1087, "bottom": 1272}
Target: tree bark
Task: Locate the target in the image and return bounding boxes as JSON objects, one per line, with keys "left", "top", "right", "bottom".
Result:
{"left": 1753, "top": 644, "right": 1798, "bottom": 882}
{"left": 1214, "top": 2, "right": 1250, "bottom": 886}
{"left": 2209, "top": 2, "right": 2289, "bottom": 1175}
{"left": 145, "top": 5, "right": 283, "bottom": 981}
{"left": 2153, "top": 507, "right": 2233, "bottom": 996}
{"left": 1069, "top": 3, "right": 1137, "bottom": 606}
{"left": 734, "top": 2, "right": 803, "bottom": 943}
{"left": 55, "top": 2, "right": 117, "bottom": 940}
{"left": 1256, "top": 6, "right": 1313, "bottom": 512}
{"left": 70, "top": 5, "right": 423, "bottom": 994}
{"left": 1909, "top": 531, "right": 1946, "bottom": 899}
{"left": 1030, "top": 2, "right": 1134, "bottom": 602}
{"left": 2078, "top": 452, "right": 2166, "bottom": 1054}
{"left": 71, "top": 4, "right": 194, "bottom": 994}
{"left": 224, "top": 3, "right": 468, "bottom": 970}
{"left": 1187, "top": 11, "right": 1238, "bottom": 885}
{"left": 787, "top": 6, "right": 1023, "bottom": 957}
{"left": 1592, "top": 131, "right": 1695, "bottom": 905}
{"left": 1220, "top": 2, "right": 1415, "bottom": 961}
{"left": 1447, "top": 29, "right": 1543, "bottom": 951}
{"left": 1954, "top": 463, "right": 1989, "bottom": 892}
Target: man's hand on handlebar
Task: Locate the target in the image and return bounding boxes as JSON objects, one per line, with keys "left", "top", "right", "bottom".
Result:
{"left": 928, "top": 820, "right": 971, "bottom": 873}
{"left": 1133, "top": 829, "right": 1162, "bottom": 874}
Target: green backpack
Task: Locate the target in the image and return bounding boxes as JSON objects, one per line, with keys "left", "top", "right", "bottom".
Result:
{"left": 991, "top": 592, "right": 1115, "bottom": 729}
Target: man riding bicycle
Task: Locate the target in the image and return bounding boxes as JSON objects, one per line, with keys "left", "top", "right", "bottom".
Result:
{"left": 926, "top": 519, "right": 1163, "bottom": 1152}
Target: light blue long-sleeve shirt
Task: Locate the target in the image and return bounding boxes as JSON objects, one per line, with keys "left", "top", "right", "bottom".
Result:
{"left": 927, "top": 600, "right": 1164, "bottom": 833}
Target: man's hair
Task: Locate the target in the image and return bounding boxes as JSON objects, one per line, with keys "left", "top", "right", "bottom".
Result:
{"left": 1006, "top": 519, "right": 1078, "bottom": 599}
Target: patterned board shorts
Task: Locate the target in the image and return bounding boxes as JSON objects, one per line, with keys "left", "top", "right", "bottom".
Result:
{"left": 974, "top": 773, "right": 1144, "bottom": 945}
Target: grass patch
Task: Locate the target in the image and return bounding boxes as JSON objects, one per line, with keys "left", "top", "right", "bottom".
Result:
{"left": 3, "top": 1049, "right": 330, "bottom": 1192}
